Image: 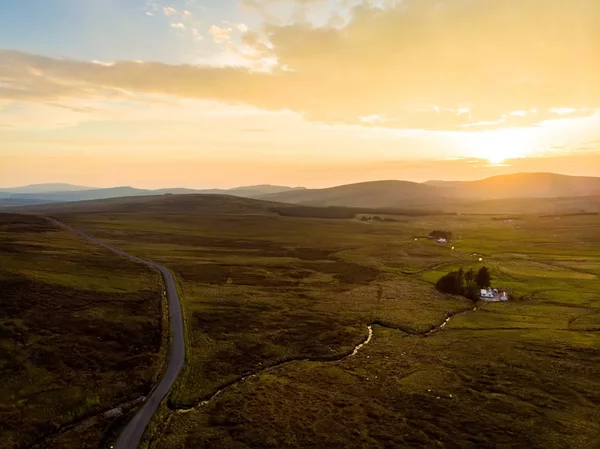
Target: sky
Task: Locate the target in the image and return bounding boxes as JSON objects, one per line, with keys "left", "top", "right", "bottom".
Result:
{"left": 1, "top": 0, "right": 599, "bottom": 189}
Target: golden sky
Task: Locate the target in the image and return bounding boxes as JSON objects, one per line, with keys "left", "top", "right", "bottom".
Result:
{"left": 1, "top": 0, "right": 599, "bottom": 188}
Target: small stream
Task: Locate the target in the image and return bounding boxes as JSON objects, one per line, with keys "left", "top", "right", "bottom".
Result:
{"left": 177, "top": 325, "right": 374, "bottom": 413}
{"left": 425, "top": 305, "right": 478, "bottom": 336}
{"left": 348, "top": 325, "right": 373, "bottom": 358}
{"left": 176, "top": 305, "right": 479, "bottom": 413}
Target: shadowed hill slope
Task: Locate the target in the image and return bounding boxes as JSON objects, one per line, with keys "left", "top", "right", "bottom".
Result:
{"left": 15, "top": 194, "right": 282, "bottom": 216}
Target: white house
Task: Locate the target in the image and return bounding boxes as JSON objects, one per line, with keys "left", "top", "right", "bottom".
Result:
{"left": 480, "top": 288, "right": 495, "bottom": 299}
{"left": 480, "top": 287, "right": 510, "bottom": 301}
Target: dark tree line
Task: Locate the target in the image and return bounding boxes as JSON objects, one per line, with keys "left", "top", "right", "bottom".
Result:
{"left": 436, "top": 266, "right": 491, "bottom": 300}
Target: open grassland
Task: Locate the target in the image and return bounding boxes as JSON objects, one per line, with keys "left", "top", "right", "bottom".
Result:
{"left": 0, "top": 214, "right": 164, "bottom": 449}
{"left": 34, "top": 194, "right": 600, "bottom": 448}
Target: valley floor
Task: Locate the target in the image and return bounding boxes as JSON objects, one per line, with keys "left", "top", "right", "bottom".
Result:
{"left": 36, "top": 195, "right": 599, "bottom": 449}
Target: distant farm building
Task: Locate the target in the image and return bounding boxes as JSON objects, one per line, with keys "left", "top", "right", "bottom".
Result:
{"left": 480, "top": 287, "right": 509, "bottom": 301}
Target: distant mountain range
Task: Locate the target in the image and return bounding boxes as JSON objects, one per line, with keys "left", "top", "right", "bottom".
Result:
{"left": 0, "top": 183, "right": 94, "bottom": 194}
{"left": 0, "top": 184, "right": 306, "bottom": 205}
{"left": 1, "top": 173, "right": 599, "bottom": 211}
{"left": 255, "top": 173, "right": 600, "bottom": 207}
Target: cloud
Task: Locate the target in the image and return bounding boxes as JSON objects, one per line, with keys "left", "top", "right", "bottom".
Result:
{"left": 163, "top": 6, "right": 177, "bottom": 16}
{"left": 236, "top": 23, "right": 249, "bottom": 33}
{"left": 242, "top": 0, "right": 342, "bottom": 26}
{"left": 2, "top": 0, "right": 600, "bottom": 130}
{"left": 146, "top": 2, "right": 202, "bottom": 41}
{"left": 48, "top": 103, "right": 102, "bottom": 114}
{"left": 570, "top": 140, "right": 600, "bottom": 153}
{"left": 209, "top": 25, "right": 234, "bottom": 44}
{"left": 191, "top": 28, "right": 203, "bottom": 41}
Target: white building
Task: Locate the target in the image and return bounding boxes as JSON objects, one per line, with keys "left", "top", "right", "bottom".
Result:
{"left": 480, "top": 288, "right": 495, "bottom": 299}
{"left": 480, "top": 287, "right": 509, "bottom": 301}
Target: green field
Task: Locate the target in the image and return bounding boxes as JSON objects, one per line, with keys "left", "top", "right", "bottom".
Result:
{"left": 21, "top": 194, "right": 596, "bottom": 448}
{"left": 0, "top": 214, "right": 165, "bottom": 449}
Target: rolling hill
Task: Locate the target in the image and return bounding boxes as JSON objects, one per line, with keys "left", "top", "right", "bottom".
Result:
{"left": 258, "top": 173, "right": 600, "bottom": 208}
{"left": 425, "top": 173, "right": 600, "bottom": 199}
{"left": 13, "top": 193, "right": 282, "bottom": 216}
{"left": 3, "top": 173, "right": 599, "bottom": 212}
{"left": 256, "top": 180, "right": 442, "bottom": 208}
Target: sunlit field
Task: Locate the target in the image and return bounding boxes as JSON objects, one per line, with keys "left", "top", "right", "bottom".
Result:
{"left": 26, "top": 194, "right": 600, "bottom": 448}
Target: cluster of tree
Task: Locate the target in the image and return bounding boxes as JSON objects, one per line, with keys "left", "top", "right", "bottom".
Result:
{"left": 429, "top": 230, "right": 453, "bottom": 240}
{"left": 360, "top": 215, "right": 398, "bottom": 222}
{"left": 436, "top": 267, "right": 491, "bottom": 300}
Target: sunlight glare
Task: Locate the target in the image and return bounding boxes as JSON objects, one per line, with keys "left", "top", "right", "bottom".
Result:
{"left": 470, "top": 129, "right": 534, "bottom": 164}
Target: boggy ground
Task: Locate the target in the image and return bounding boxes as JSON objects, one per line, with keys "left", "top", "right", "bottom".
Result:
{"left": 0, "top": 214, "right": 164, "bottom": 449}
{"left": 39, "top": 195, "right": 600, "bottom": 448}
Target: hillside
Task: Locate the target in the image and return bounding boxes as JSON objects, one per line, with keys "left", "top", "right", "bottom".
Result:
{"left": 449, "top": 195, "right": 600, "bottom": 214}
{"left": 0, "top": 214, "right": 163, "bottom": 448}
{"left": 426, "top": 173, "right": 600, "bottom": 199}
{"left": 230, "top": 184, "right": 306, "bottom": 196}
{"left": 258, "top": 174, "right": 600, "bottom": 209}
{"left": 0, "top": 198, "right": 56, "bottom": 208}
{"left": 15, "top": 193, "right": 282, "bottom": 216}
{"left": 257, "top": 180, "right": 442, "bottom": 208}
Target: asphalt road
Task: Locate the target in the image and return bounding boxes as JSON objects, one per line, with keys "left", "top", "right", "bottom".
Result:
{"left": 48, "top": 218, "right": 185, "bottom": 449}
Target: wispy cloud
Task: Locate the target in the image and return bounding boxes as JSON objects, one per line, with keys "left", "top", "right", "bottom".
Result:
{"left": 163, "top": 6, "right": 178, "bottom": 16}
{"left": 145, "top": 1, "right": 203, "bottom": 40}
{"left": 48, "top": 103, "right": 102, "bottom": 114}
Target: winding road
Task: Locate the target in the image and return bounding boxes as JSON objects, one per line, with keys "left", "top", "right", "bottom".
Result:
{"left": 47, "top": 218, "right": 185, "bottom": 449}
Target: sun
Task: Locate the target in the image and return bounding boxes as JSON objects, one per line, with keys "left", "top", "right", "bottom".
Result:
{"left": 470, "top": 129, "right": 533, "bottom": 164}
{"left": 486, "top": 149, "right": 507, "bottom": 164}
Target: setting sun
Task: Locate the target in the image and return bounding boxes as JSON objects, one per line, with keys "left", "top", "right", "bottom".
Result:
{"left": 470, "top": 130, "right": 535, "bottom": 164}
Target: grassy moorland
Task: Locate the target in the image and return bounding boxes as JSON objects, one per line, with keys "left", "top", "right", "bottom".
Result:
{"left": 0, "top": 214, "right": 164, "bottom": 448}
{"left": 22, "top": 194, "right": 600, "bottom": 448}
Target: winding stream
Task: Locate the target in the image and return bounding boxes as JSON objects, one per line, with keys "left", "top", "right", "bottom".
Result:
{"left": 149, "top": 305, "right": 482, "bottom": 449}
{"left": 175, "top": 305, "right": 478, "bottom": 414}
{"left": 176, "top": 325, "right": 375, "bottom": 413}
